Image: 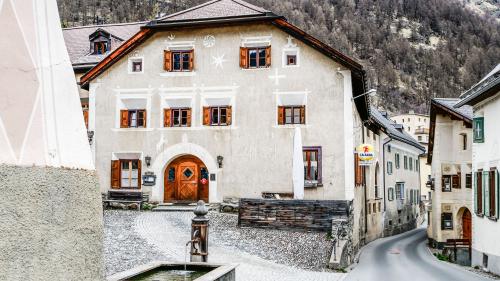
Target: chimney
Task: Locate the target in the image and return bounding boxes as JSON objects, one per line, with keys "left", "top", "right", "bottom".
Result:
{"left": 394, "top": 124, "right": 404, "bottom": 132}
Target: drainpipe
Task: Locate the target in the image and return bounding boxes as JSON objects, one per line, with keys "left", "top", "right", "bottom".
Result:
{"left": 382, "top": 138, "right": 393, "bottom": 212}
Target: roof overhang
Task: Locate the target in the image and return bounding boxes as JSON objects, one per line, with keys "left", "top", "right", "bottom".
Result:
{"left": 79, "top": 16, "right": 369, "bottom": 120}
{"left": 455, "top": 74, "right": 500, "bottom": 108}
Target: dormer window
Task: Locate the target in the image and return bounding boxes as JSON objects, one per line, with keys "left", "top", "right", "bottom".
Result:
{"left": 89, "top": 29, "right": 112, "bottom": 55}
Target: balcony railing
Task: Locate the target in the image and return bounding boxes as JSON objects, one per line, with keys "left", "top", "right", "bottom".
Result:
{"left": 415, "top": 128, "right": 429, "bottom": 134}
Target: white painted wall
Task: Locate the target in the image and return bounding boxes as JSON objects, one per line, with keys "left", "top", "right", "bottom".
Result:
{"left": 90, "top": 23, "right": 357, "bottom": 202}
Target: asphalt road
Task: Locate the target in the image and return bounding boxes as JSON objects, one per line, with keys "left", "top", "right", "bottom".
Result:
{"left": 345, "top": 226, "right": 492, "bottom": 281}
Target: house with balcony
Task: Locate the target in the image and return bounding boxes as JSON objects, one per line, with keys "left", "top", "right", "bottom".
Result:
{"left": 455, "top": 63, "right": 500, "bottom": 274}
{"left": 426, "top": 98, "right": 473, "bottom": 256}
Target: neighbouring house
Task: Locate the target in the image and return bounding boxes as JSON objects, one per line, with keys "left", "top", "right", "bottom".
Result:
{"left": 370, "top": 107, "right": 426, "bottom": 237}
{"left": 78, "top": 0, "right": 370, "bottom": 205}
{"left": 391, "top": 111, "right": 432, "bottom": 203}
{"left": 455, "top": 63, "right": 500, "bottom": 274}
{"left": 426, "top": 98, "right": 473, "bottom": 257}
{"left": 63, "top": 22, "right": 143, "bottom": 127}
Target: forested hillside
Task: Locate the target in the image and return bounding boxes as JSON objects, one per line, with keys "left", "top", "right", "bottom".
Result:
{"left": 57, "top": 0, "right": 500, "bottom": 114}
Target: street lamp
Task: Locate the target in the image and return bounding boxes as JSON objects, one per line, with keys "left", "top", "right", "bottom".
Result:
{"left": 351, "top": 89, "right": 377, "bottom": 101}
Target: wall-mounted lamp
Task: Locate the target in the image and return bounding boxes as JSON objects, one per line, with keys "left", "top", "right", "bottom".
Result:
{"left": 217, "top": 155, "right": 224, "bottom": 168}
{"left": 145, "top": 156, "right": 152, "bottom": 167}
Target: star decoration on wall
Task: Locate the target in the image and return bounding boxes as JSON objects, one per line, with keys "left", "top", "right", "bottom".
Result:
{"left": 211, "top": 54, "right": 227, "bottom": 69}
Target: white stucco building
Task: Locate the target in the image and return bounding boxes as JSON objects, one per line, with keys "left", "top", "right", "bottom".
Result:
{"left": 455, "top": 64, "right": 500, "bottom": 274}
{"left": 78, "top": 0, "right": 371, "bottom": 205}
{"left": 426, "top": 98, "right": 473, "bottom": 250}
{"left": 368, "top": 107, "right": 425, "bottom": 237}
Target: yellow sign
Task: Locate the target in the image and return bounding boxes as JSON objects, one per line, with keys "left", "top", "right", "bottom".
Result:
{"left": 357, "top": 144, "right": 375, "bottom": 163}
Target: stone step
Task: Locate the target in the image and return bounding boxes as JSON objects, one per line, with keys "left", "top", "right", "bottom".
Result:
{"left": 152, "top": 203, "right": 212, "bottom": 212}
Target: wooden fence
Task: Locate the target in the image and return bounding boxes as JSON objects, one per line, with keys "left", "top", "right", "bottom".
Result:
{"left": 238, "top": 198, "right": 351, "bottom": 231}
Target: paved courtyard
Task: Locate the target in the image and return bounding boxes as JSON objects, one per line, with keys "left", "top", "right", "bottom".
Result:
{"left": 104, "top": 210, "right": 346, "bottom": 281}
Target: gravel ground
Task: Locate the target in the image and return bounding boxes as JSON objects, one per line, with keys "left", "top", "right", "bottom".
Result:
{"left": 207, "top": 212, "right": 334, "bottom": 271}
{"left": 104, "top": 210, "right": 168, "bottom": 276}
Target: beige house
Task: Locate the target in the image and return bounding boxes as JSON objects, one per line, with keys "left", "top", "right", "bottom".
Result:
{"left": 426, "top": 98, "right": 473, "bottom": 249}
{"left": 391, "top": 111, "right": 432, "bottom": 202}
{"left": 79, "top": 0, "right": 370, "bottom": 205}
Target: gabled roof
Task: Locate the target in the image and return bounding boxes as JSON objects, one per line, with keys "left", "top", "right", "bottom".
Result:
{"left": 427, "top": 98, "right": 473, "bottom": 164}
{"left": 63, "top": 22, "right": 144, "bottom": 70}
{"left": 79, "top": 0, "right": 369, "bottom": 121}
{"left": 156, "top": 0, "right": 270, "bottom": 22}
{"left": 370, "top": 106, "right": 425, "bottom": 153}
{"left": 455, "top": 63, "right": 500, "bottom": 107}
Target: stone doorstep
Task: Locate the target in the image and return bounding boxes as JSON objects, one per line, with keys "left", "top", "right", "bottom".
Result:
{"left": 152, "top": 203, "right": 213, "bottom": 212}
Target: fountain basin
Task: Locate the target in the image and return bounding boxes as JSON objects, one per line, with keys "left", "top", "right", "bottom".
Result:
{"left": 108, "top": 261, "right": 237, "bottom": 281}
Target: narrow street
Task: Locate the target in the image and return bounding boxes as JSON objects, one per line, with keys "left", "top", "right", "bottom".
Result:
{"left": 346, "top": 226, "right": 493, "bottom": 281}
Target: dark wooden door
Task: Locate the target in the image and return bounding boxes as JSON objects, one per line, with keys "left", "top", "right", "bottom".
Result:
{"left": 176, "top": 161, "right": 199, "bottom": 201}
{"left": 463, "top": 209, "right": 472, "bottom": 240}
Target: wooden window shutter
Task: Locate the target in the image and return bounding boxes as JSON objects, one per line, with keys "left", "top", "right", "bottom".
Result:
{"left": 187, "top": 108, "right": 192, "bottom": 127}
{"left": 164, "top": 109, "right": 171, "bottom": 127}
{"left": 111, "top": 160, "right": 121, "bottom": 189}
{"left": 226, "top": 106, "right": 232, "bottom": 125}
{"left": 138, "top": 159, "right": 142, "bottom": 189}
{"left": 265, "top": 46, "right": 272, "bottom": 67}
{"left": 277, "top": 106, "right": 285, "bottom": 125}
{"left": 142, "top": 110, "right": 147, "bottom": 128}
{"left": 202, "top": 107, "right": 210, "bottom": 126}
{"left": 300, "top": 106, "right": 306, "bottom": 124}
{"left": 240, "top": 47, "right": 248, "bottom": 68}
{"left": 164, "top": 50, "right": 172, "bottom": 71}
{"left": 120, "top": 110, "right": 129, "bottom": 128}
{"left": 189, "top": 50, "right": 194, "bottom": 71}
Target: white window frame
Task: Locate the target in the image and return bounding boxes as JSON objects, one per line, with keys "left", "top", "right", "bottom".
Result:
{"left": 274, "top": 90, "right": 309, "bottom": 128}
{"left": 128, "top": 56, "right": 144, "bottom": 74}
{"left": 200, "top": 85, "right": 238, "bottom": 129}
{"left": 159, "top": 86, "right": 196, "bottom": 130}
{"left": 114, "top": 88, "right": 153, "bottom": 131}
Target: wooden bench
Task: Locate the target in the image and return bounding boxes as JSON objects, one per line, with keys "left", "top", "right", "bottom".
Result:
{"left": 102, "top": 190, "right": 149, "bottom": 211}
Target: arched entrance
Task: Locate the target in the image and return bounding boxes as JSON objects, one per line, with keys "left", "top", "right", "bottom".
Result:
{"left": 462, "top": 208, "right": 472, "bottom": 240}
{"left": 164, "top": 155, "right": 209, "bottom": 202}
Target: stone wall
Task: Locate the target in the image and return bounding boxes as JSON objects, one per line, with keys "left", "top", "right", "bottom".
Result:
{"left": 0, "top": 165, "right": 104, "bottom": 281}
{"left": 329, "top": 202, "right": 356, "bottom": 269}
{"left": 238, "top": 199, "right": 350, "bottom": 231}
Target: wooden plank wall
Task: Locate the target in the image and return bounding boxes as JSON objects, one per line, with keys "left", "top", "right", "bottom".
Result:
{"left": 238, "top": 199, "right": 351, "bottom": 231}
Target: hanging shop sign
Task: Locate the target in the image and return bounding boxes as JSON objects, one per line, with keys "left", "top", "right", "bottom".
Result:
{"left": 357, "top": 144, "right": 375, "bottom": 166}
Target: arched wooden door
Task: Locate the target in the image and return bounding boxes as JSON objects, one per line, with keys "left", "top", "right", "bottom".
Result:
{"left": 164, "top": 156, "right": 209, "bottom": 203}
{"left": 462, "top": 208, "right": 472, "bottom": 240}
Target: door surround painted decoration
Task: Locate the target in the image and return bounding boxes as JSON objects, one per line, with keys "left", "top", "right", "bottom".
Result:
{"left": 164, "top": 155, "right": 209, "bottom": 202}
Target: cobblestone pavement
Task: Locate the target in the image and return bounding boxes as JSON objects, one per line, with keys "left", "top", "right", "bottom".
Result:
{"left": 125, "top": 210, "right": 345, "bottom": 281}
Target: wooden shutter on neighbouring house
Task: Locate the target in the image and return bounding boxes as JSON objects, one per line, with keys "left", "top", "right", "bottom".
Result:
{"left": 265, "top": 46, "right": 271, "bottom": 67}
{"left": 189, "top": 50, "right": 194, "bottom": 71}
{"left": 111, "top": 160, "right": 120, "bottom": 189}
{"left": 226, "top": 106, "right": 232, "bottom": 125}
{"left": 120, "top": 110, "right": 129, "bottom": 128}
{"left": 203, "top": 107, "right": 210, "bottom": 126}
{"left": 187, "top": 108, "right": 192, "bottom": 127}
{"left": 300, "top": 106, "right": 306, "bottom": 124}
{"left": 138, "top": 159, "right": 142, "bottom": 189}
{"left": 240, "top": 47, "right": 248, "bottom": 68}
{"left": 164, "top": 50, "right": 172, "bottom": 71}
{"left": 164, "top": 109, "right": 171, "bottom": 127}
{"left": 277, "top": 106, "right": 285, "bottom": 125}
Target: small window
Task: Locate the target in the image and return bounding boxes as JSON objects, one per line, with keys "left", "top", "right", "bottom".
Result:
{"left": 416, "top": 159, "right": 419, "bottom": 172}
{"left": 460, "top": 133, "right": 467, "bottom": 150}
{"left": 367, "top": 130, "right": 371, "bottom": 138}
{"left": 396, "top": 183, "right": 404, "bottom": 200}
{"left": 418, "top": 136, "right": 422, "bottom": 141}
{"left": 442, "top": 175, "right": 452, "bottom": 192}
{"left": 120, "top": 109, "right": 146, "bottom": 128}
{"left": 120, "top": 159, "right": 140, "bottom": 189}
{"left": 130, "top": 59, "right": 143, "bottom": 73}
{"left": 172, "top": 51, "right": 193, "bottom": 72}
{"left": 93, "top": 41, "right": 108, "bottom": 55}
{"left": 211, "top": 107, "right": 227, "bottom": 126}
{"left": 387, "top": 161, "right": 393, "bottom": 175}
{"left": 387, "top": 145, "right": 391, "bottom": 153}
{"left": 473, "top": 117, "right": 484, "bottom": 143}
{"left": 409, "top": 157, "right": 413, "bottom": 171}
{"left": 248, "top": 47, "right": 268, "bottom": 68}
{"left": 303, "top": 147, "right": 322, "bottom": 186}
{"left": 278, "top": 106, "right": 305, "bottom": 125}
{"left": 441, "top": 213, "right": 453, "bottom": 230}
{"left": 388, "top": 187, "right": 394, "bottom": 201}
{"left": 395, "top": 153, "right": 400, "bottom": 169}
{"left": 465, "top": 173, "right": 472, "bottom": 189}
{"left": 452, "top": 174, "right": 461, "bottom": 189}
{"left": 172, "top": 108, "right": 190, "bottom": 127}
{"left": 404, "top": 155, "right": 408, "bottom": 170}
{"left": 287, "top": 55, "right": 297, "bottom": 66}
